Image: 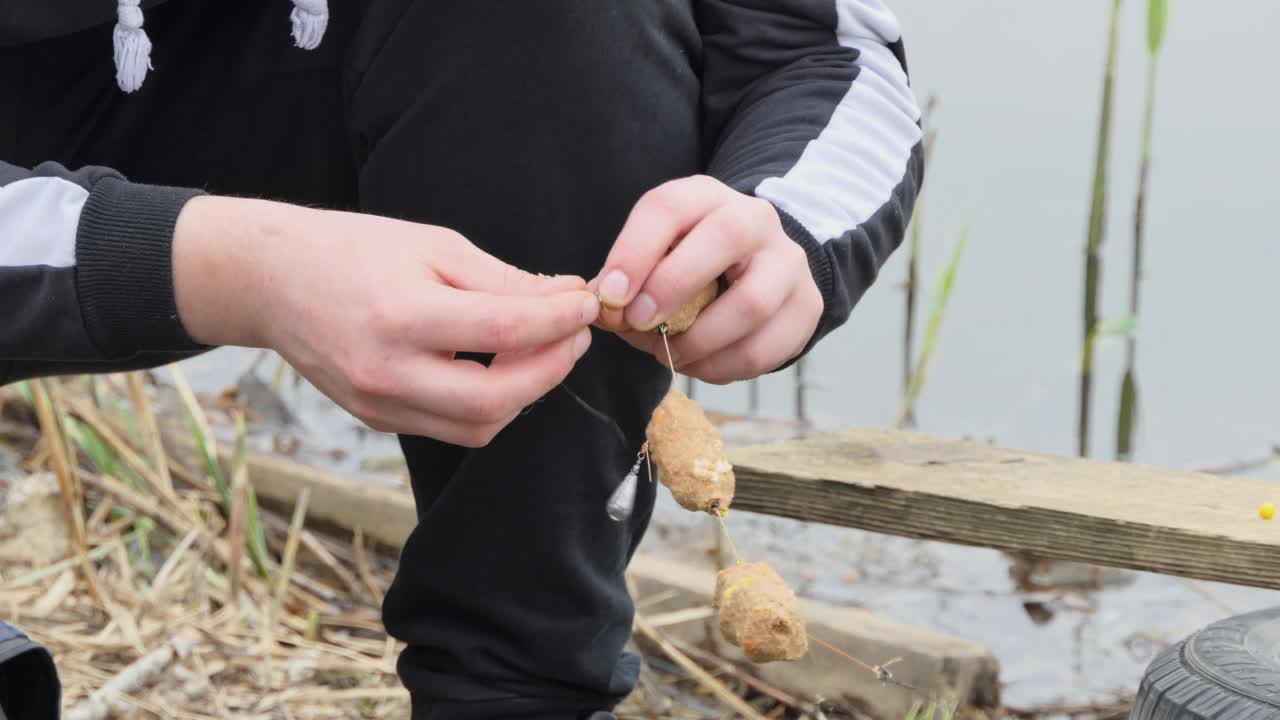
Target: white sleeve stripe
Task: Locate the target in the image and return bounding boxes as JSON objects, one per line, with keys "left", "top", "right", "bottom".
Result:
{"left": 835, "top": 0, "right": 902, "bottom": 46}
{"left": 0, "top": 176, "right": 85, "bottom": 269}
{"left": 754, "top": 0, "right": 922, "bottom": 244}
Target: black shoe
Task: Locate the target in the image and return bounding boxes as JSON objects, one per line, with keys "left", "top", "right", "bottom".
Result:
{"left": 0, "top": 622, "right": 60, "bottom": 720}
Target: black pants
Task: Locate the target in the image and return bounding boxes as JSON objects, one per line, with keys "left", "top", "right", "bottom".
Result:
{"left": 2, "top": 1, "right": 700, "bottom": 716}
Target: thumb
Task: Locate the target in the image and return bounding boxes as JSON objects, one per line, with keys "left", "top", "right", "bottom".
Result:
{"left": 440, "top": 240, "right": 586, "bottom": 296}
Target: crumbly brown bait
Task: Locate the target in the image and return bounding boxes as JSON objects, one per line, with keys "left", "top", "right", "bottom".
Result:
{"left": 661, "top": 281, "right": 720, "bottom": 336}
{"left": 645, "top": 387, "right": 734, "bottom": 515}
{"left": 714, "top": 561, "right": 808, "bottom": 663}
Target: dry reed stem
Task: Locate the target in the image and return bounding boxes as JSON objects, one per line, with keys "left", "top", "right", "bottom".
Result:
{"left": 169, "top": 366, "right": 217, "bottom": 457}
{"left": 645, "top": 606, "right": 717, "bottom": 628}
{"left": 93, "top": 513, "right": 136, "bottom": 543}
{"left": 297, "top": 528, "right": 365, "bottom": 601}
{"left": 31, "top": 380, "right": 108, "bottom": 609}
{"left": 65, "top": 394, "right": 187, "bottom": 515}
{"left": 32, "top": 571, "right": 77, "bottom": 617}
{"left": 47, "top": 381, "right": 87, "bottom": 512}
{"left": 228, "top": 460, "right": 248, "bottom": 607}
{"left": 668, "top": 637, "right": 809, "bottom": 712}
{"left": 353, "top": 527, "right": 383, "bottom": 604}
{"left": 111, "top": 540, "right": 134, "bottom": 593}
{"left": 280, "top": 687, "right": 409, "bottom": 702}
{"left": 85, "top": 495, "right": 115, "bottom": 535}
{"left": 80, "top": 473, "right": 328, "bottom": 617}
{"left": 273, "top": 488, "right": 312, "bottom": 621}
{"left": 150, "top": 528, "right": 201, "bottom": 600}
{"left": 191, "top": 648, "right": 233, "bottom": 719}
{"left": 66, "top": 628, "right": 200, "bottom": 720}
{"left": 633, "top": 613, "right": 769, "bottom": 720}
{"left": 127, "top": 371, "right": 174, "bottom": 495}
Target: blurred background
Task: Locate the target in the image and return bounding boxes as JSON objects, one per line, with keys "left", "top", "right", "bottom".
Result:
{"left": 698, "top": 0, "right": 1280, "bottom": 469}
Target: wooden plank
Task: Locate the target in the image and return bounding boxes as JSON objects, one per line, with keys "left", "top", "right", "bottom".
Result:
{"left": 223, "top": 447, "right": 419, "bottom": 551}
{"left": 174, "top": 421, "right": 1280, "bottom": 590}
{"left": 728, "top": 428, "right": 1280, "bottom": 590}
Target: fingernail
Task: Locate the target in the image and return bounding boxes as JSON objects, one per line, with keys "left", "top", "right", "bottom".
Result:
{"left": 600, "top": 270, "right": 629, "bottom": 307}
{"left": 628, "top": 293, "right": 657, "bottom": 329}
{"left": 573, "top": 328, "right": 592, "bottom": 359}
{"left": 580, "top": 294, "right": 600, "bottom": 324}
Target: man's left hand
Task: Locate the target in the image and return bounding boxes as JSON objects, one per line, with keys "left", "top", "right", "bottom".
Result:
{"left": 589, "top": 175, "right": 823, "bottom": 385}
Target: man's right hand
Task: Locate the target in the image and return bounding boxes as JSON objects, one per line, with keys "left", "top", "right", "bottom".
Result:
{"left": 171, "top": 196, "right": 598, "bottom": 447}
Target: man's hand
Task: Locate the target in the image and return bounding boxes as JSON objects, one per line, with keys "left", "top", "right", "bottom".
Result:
{"left": 589, "top": 176, "right": 822, "bottom": 384}
{"left": 173, "top": 196, "right": 598, "bottom": 447}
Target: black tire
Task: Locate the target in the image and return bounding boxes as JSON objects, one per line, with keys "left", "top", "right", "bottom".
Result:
{"left": 1131, "top": 605, "right": 1280, "bottom": 719}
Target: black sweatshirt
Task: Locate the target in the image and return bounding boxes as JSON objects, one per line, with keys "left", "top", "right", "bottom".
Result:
{"left": 0, "top": 0, "right": 924, "bottom": 384}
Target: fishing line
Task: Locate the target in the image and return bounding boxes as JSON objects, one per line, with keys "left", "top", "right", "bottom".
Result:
{"left": 585, "top": 315, "right": 913, "bottom": 692}
{"left": 715, "top": 513, "right": 741, "bottom": 566}
{"left": 605, "top": 323, "right": 678, "bottom": 523}
{"left": 715, "top": 512, "right": 913, "bottom": 690}
{"left": 606, "top": 316, "right": 915, "bottom": 692}
{"left": 559, "top": 383, "right": 630, "bottom": 449}
{"left": 658, "top": 322, "right": 677, "bottom": 384}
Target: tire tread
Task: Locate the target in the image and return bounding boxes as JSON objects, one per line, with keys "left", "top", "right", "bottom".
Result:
{"left": 1130, "top": 606, "right": 1280, "bottom": 719}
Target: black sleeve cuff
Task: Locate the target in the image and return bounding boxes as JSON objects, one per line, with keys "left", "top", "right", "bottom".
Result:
{"left": 75, "top": 177, "right": 208, "bottom": 358}
{"left": 771, "top": 205, "right": 835, "bottom": 372}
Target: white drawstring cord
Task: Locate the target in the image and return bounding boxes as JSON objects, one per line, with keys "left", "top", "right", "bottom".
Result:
{"left": 110, "top": 0, "right": 330, "bottom": 94}
{"left": 289, "top": 0, "right": 330, "bottom": 50}
{"left": 113, "top": 0, "right": 152, "bottom": 93}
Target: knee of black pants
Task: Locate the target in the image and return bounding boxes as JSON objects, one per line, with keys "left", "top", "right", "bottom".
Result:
{"left": 349, "top": 1, "right": 702, "bottom": 709}
{"left": 383, "top": 333, "right": 669, "bottom": 708}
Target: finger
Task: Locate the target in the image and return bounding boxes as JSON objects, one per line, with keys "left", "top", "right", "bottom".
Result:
{"left": 361, "top": 405, "right": 513, "bottom": 448}
{"left": 418, "top": 287, "right": 598, "bottom": 353}
{"left": 378, "top": 327, "right": 590, "bottom": 431}
{"left": 318, "top": 352, "right": 516, "bottom": 444}
{"left": 593, "top": 176, "right": 734, "bottom": 309}
{"left": 483, "top": 326, "right": 592, "bottom": 412}
{"left": 587, "top": 276, "right": 632, "bottom": 333}
{"left": 664, "top": 249, "right": 793, "bottom": 366}
{"left": 354, "top": 352, "right": 519, "bottom": 425}
{"left": 624, "top": 199, "right": 774, "bottom": 331}
{"left": 681, "top": 291, "right": 818, "bottom": 385}
{"left": 438, "top": 237, "right": 587, "bottom": 296}
{"left": 598, "top": 304, "right": 629, "bottom": 333}
{"left": 533, "top": 274, "right": 589, "bottom": 294}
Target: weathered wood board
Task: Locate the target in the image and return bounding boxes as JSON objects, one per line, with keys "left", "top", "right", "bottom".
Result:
{"left": 200, "top": 420, "right": 1280, "bottom": 590}
{"left": 161, "top": 426, "right": 419, "bottom": 551}
{"left": 728, "top": 428, "right": 1280, "bottom": 590}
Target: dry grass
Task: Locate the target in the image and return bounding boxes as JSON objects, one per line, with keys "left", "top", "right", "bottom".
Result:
{"left": 1, "top": 376, "right": 407, "bottom": 719}
{"left": 0, "top": 373, "right": 1085, "bottom": 720}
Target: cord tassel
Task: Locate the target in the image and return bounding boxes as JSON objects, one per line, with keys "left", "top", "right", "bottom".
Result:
{"left": 113, "top": 0, "right": 152, "bottom": 93}
{"left": 290, "top": 0, "right": 330, "bottom": 50}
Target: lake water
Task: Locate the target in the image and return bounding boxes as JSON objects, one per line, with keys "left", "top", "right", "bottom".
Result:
{"left": 177, "top": 1, "right": 1280, "bottom": 711}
